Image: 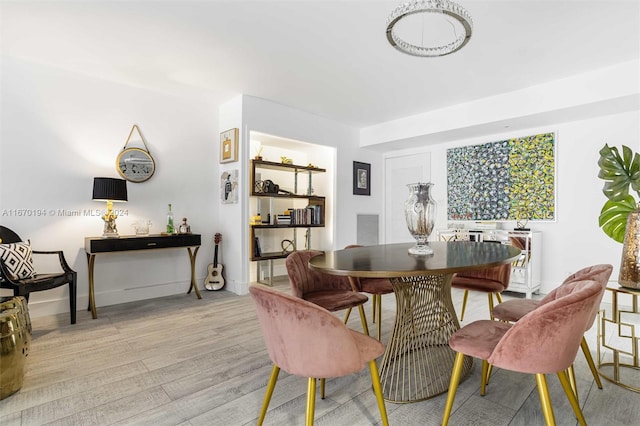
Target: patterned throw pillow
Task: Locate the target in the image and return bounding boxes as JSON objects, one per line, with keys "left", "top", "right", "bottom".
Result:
{"left": 0, "top": 242, "right": 36, "bottom": 280}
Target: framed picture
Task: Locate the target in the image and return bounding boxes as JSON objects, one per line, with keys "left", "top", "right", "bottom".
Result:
{"left": 221, "top": 169, "right": 239, "bottom": 204}
{"left": 447, "top": 132, "right": 556, "bottom": 221}
{"left": 220, "top": 128, "right": 239, "bottom": 163}
{"left": 353, "top": 161, "right": 371, "bottom": 196}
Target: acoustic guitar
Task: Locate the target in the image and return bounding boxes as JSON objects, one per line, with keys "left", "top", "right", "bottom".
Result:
{"left": 204, "top": 233, "right": 224, "bottom": 291}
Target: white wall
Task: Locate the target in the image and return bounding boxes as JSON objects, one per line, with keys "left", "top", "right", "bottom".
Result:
{"left": 1, "top": 57, "right": 220, "bottom": 318}
{"left": 386, "top": 111, "right": 639, "bottom": 294}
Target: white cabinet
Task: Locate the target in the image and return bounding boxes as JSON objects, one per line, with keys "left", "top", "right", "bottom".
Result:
{"left": 436, "top": 229, "right": 542, "bottom": 298}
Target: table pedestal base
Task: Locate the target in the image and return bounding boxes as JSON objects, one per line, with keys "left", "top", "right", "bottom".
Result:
{"left": 379, "top": 274, "right": 472, "bottom": 403}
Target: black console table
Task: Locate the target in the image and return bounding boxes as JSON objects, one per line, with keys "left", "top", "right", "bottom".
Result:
{"left": 85, "top": 233, "right": 202, "bottom": 319}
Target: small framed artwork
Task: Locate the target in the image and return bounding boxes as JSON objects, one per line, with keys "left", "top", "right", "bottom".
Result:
{"left": 353, "top": 161, "right": 371, "bottom": 196}
{"left": 220, "top": 128, "right": 239, "bottom": 163}
{"left": 221, "top": 169, "right": 239, "bottom": 204}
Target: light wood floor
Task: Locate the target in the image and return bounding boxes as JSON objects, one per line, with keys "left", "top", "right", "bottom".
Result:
{"left": 1, "top": 278, "right": 639, "bottom": 426}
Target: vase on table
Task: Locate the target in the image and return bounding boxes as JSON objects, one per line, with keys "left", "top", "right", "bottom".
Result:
{"left": 404, "top": 182, "right": 437, "bottom": 255}
{"left": 619, "top": 204, "right": 640, "bottom": 289}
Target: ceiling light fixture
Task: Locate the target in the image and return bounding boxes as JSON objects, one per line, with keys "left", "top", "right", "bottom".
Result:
{"left": 386, "top": 0, "right": 473, "bottom": 57}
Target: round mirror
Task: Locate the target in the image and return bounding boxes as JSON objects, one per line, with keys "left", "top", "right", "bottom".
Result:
{"left": 117, "top": 148, "right": 155, "bottom": 183}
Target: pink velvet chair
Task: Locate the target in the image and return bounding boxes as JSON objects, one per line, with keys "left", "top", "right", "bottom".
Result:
{"left": 286, "top": 250, "right": 370, "bottom": 335}
{"left": 249, "top": 284, "right": 388, "bottom": 426}
{"left": 450, "top": 262, "right": 512, "bottom": 320}
{"left": 442, "top": 279, "right": 604, "bottom": 426}
{"left": 344, "top": 244, "right": 394, "bottom": 340}
{"left": 491, "top": 264, "right": 613, "bottom": 394}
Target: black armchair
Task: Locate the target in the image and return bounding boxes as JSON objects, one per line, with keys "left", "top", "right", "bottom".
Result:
{"left": 0, "top": 226, "right": 77, "bottom": 324}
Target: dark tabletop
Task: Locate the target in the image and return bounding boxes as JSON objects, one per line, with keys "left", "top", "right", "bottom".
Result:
{"left": 309, "top": 242, "right": 521, "bottom": 278}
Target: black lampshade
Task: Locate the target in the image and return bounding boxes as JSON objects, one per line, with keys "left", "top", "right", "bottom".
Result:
{"left": 92, "top": 177, "right": 128, "bottom": 202}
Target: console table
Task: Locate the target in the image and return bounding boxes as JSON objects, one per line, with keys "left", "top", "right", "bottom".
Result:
{"left": 436, "top": 228, "right": 541, "bottom": 298}
{"left": 84, "top": 234, "right": 202, "bottom": 319}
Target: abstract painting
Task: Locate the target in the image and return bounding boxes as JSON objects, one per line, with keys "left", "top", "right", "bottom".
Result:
{"left": 447, "top": 132, "right": 555, "bottom": 221}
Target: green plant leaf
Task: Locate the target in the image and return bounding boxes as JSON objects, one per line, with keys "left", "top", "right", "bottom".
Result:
{"left": 599, "top": 195, "right": 637, "bottom": 243}
{"left": 598, "top": 144, "right": 640, "bottom": 201}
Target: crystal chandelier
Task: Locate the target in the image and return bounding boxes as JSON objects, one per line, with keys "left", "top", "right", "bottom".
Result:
{"left": 386, "top": 0, "right": 473, "bottom": 57}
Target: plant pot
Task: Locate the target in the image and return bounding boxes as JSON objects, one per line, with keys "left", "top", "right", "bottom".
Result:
{"left": 619, "top": 204, "right": 640, "bottom": 289}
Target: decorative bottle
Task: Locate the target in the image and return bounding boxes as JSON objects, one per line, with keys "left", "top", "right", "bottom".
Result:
{"left": 404, "top": 183, "right": 437, "bottom": 255}
{"left": 166, "top": 204, "right": 174, "bottom": 234}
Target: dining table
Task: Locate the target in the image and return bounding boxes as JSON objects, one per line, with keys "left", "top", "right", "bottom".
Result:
{"left": 309, "top": 241, "right": 521, "bottom": 403}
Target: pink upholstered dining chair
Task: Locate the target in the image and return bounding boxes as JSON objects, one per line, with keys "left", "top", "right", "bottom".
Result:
{"left": 286, "top": 250, "right": 370, "bottom": 334}
{"left": 450, "top": 262, "right": 512, "bottom": 320}
{"left": 491, "top": 264, "right": 613, "bottom": 394}
{"left": 344, "top": 244, "right": 394, "bottom": 340}
{"left": 442, "top": 278, "right": 604, "bottom": 426}
{"left": 249, "top": 284, "right": 389, "bottom": 426}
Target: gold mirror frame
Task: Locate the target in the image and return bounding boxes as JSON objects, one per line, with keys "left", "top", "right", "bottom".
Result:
{"left": 116, "top": 125, "right": 156, "bottom": 183}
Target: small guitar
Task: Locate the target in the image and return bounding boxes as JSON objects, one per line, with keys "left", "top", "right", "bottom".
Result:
{"left": 204, "top": 233, "right": 224, "bottom": 291}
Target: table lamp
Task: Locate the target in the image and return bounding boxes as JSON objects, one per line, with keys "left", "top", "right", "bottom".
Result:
{"left": 92, "top": 177, "right": 128, "bottom": 238}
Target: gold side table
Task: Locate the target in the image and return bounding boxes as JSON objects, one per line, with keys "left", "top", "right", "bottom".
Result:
{"left": 597, "top": 283, "right": 640, "bottom": 392}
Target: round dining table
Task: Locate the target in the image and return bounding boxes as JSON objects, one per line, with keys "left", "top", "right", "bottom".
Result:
{"left": 309, "top": 241, "right": 521, "bottom": 403}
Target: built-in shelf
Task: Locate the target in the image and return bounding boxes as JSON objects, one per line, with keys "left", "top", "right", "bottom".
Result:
{"left": 250, "top": 159, "right": 326, "bottom": 263}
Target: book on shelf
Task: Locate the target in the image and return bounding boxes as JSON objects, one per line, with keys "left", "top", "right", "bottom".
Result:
{"left": 254, "top": 236, "right": 262, "bottom": 257}
{"left": 275, "top": 212, "right": 291, "bottom": 225}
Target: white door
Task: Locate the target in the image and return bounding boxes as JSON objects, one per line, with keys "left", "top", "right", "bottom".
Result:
{"left": 384, "top": 153, "right": 431, "bottom": 243}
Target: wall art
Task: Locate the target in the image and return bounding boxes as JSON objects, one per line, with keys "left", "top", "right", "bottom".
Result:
{"left": 221, "top": 169, "right": 238, "bottom": 204}
{"left": 220, "top": 128, "right": 239, "bottom": 163}
{"left": 447, "top": 132, "right": 555, "bottom": 221}
{"left": 353, "top": 161, "right": 371, "bottom": 196}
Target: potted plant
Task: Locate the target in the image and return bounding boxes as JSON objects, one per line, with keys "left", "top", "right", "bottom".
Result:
{"left": 598, "top": 144, "right": 640, "bottom": 288}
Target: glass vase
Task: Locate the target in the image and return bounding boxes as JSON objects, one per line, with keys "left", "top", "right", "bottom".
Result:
{"left": 404, "top": 182, "right": 437, "bottom": 255}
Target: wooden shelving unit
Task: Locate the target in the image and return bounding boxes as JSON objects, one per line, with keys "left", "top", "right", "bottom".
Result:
{"left": 249, "top": 159, "right": 326, "bottom": 263}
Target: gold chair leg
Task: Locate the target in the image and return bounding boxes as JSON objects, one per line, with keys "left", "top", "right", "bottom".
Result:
{"left": 480, "top": 360, "right": 489, "bottom": 396}
{"left": 495, "top": 292, "right": 503, "bottom": 304}
{"left": 368, "top": 360, "right": 389, "bottom": 426}
{"left": 442, "top": 352, "right": 466, "bottom": 426}
{"left": 581, "top": 337, "right": 603, "bottom": 389}
{"left": 343, "top": 307, "right": 352, "bottom": 324}
{"left": 535, "top": 373, "right": 556, "bottom": 426}
{"left": 488, "top": 293, "right": 495, "bottom": 320}
{"left": 460, "top": 290, "right": 469, "bottom": 321}
{"left": 357, "top": 304, "right": 370, "bottom": 336}
{"left": 486, "top": 364, "right": 494, "bottom": 386}
{"left": 558, "top": 370, "right": 587, "bottom": 426}
{"left": 320, "top": 378, "right": 325, "bottom": 399}
{"left": 376, "top": 295, "right": 383, "bottom": 341}
{"left": 258, "top": 365, "right": 280, "bottom": 426}
{"left": 567, "top": 365, "right": 578, "bottom": 399}
{"left": 306, "top": 377, "right": 316, "bottom": 426}
{"left": 372, "top": 294, "right": 378, "bottom": 323}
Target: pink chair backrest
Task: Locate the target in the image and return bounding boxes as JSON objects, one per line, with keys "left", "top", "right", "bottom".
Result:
{"left": 249, "top": 284, "right": 368, "bottom": 378}
{"left": 488, "top": 279, "right": 603, "bottom": 374}
{"left": 540, "top": 264, "right": 613, "bottom": 330}
{"left": 286, "top": 250, "right": 353, "bottom": 298}
{"left": 454, "top": 262, "right": 512, "bottom": 288}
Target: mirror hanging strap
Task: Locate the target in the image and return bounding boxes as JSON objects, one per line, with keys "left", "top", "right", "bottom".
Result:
{"left": 123, "top": 124, "right": 151, "bottom": 154}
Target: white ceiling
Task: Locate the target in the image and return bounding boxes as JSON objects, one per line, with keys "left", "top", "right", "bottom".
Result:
{"left": 2, "top": 0, "right": 639, "bottom": 129}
